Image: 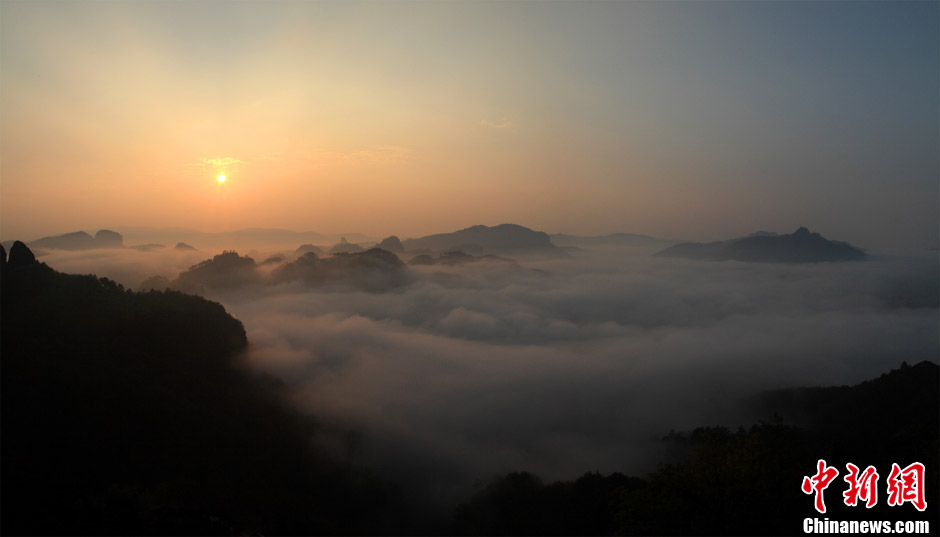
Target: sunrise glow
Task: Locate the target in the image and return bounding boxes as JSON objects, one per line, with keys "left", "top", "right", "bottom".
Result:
{"left": 0, "top": 1, "right": 936, "bottom": 252}
{"left": 0, "top": 3, "right": 936, "bottom": 535}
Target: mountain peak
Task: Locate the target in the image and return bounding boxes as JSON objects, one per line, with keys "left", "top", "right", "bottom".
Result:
{"left": 30, "top": 230, "right": 123, "bottom": 250}
{"left": 401, "top": 224, "right": 566, "bottom": 257}
{"left": 654, "top": 228, "right": 866, "bottom": 263}
{"left": 8, "top": 241, "right": 37, "bottom": 268}
{"left": 378, "top": 236, "right": 405, "bottom": 253}
{"left": 94, "top": 229, "right": 124, "bottom": 247}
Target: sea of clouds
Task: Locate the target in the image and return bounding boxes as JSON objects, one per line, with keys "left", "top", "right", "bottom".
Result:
{"left": 38, "top": 244, "right": 939, "bottom": 510}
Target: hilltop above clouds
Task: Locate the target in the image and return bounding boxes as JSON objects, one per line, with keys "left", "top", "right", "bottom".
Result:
{"left": 14, "top": 229, "right": 126, "bottom": 251}
{"left": 654, "top": 227, "right": 867, "bottom": 263}
{"left": 402, "top": 224, "right": 567, "bottom": 258}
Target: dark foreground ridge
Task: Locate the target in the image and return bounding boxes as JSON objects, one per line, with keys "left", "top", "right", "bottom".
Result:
{"left": 654, "top": 227, "right": 867, "bottom": 263}
{"left": 1, "top": 242, "right": 407, "bottom": 535}
{"left": 454, "top": 361, "right": 938, "bottom": 535}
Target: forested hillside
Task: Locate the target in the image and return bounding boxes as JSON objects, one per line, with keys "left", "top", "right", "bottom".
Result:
{"left": 1, "top": 242, "right": 406, "bottom": 535}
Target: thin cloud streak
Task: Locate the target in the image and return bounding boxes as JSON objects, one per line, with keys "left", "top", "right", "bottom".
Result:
{"left": 479, "top": 118, "right": 513, "bottom": 129}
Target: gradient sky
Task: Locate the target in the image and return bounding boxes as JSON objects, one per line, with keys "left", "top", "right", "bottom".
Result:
{"left": 1, "top": 1, "right": 937, "bottom": 252}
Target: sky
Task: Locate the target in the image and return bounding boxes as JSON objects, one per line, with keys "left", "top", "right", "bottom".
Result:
{"left": 1, "top": 0, "right": 937, "bottom": 253}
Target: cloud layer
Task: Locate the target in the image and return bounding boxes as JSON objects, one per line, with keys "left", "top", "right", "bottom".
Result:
{"left": 32, "top": 244, "right": 939, "bottom": 510}
{"left": 206, "top": 248, "right": 938, "bottom": 508}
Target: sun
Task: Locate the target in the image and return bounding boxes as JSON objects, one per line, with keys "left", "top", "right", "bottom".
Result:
{"left": 217, "top": 174, "right": 226, "bottom": 183}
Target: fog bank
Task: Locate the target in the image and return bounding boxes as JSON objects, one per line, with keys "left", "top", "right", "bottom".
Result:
{"left": 210, "top": 247, "right": 938, "bottom": 508}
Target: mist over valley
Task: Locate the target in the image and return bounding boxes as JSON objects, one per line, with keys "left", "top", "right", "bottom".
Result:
{"left": 2, "top": 2, "right": 936, "bottom": 532}
{"left": 5, "top": 222, "right": 936, "bottom": 530}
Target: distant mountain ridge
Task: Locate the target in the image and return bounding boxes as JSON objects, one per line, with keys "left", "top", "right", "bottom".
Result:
{"left": 25, "top": 229, "right": 125, "bottom": 250}
{"left": 327, "top": 237, "right": 365, "bottom": 255}
{"left": 654, "top": 227, "right": 867, "bottom": 263}
{"left": 402, "top": 224, "right": 566, "bottom": 257}
{"left": 113, "top": 227, "right": 336, "bottom": 249}
{"left": 168, "top": 248, "right": 410, "bottom": 294}
{"left": 14, "top": 225, "right": 662, "bottom": 256}
{"left": 108, "top": 226, "right": 372, "bottom": 250}
{"left": 2, "top": 227, "right": 378, "bottom": 253}
{"left": 378, "top": 236, "right": 405, "bottom": 252}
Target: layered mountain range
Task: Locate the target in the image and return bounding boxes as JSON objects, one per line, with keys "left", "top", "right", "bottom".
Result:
{"left": 6, "top": 225, "right": 871, "bottom": 265}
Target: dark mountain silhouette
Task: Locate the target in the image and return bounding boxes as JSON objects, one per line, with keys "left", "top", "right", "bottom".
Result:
{"left": 654, "top": 227, "right": 867, "bottom": 263}
{"left": 378, "top": 235, "right": 405, "bottom": 253}
{"left": 454, "top": 361, "right": 939, "bottom": 535}
{"left": 328, "top": 236, "right": 365, "bottom": 255}
{"left": 8, "top": 239, "right": 37, "bottom": 268}
{"left": 402, "top": 224, "right": 567, "bottom": 257}
{"left": 170, "top": 251, "right": 261, "bottom": 293}
{"left": 174, "top": 242, "right": 197, "bottom": 250}
{"left": 153, "top": 248, "right": 414, "bottom": 294}
{"left": 95, "top": 229, "right": 124, "bottom": 247}
{"left": 294, "top": 243, "right": 325, "bottom": 256}
{"left": 272, "top": 252, "right": 321, "bottom": 281}
{"left": 30, "top": 229, "right": 126, "bottom": 250}
{"left": 1, "top": 243, "right": 408, "bottom": 535}
{"left": 754, "top": 360, "right": 939, "bottom": 454}
{"left": 272, "top": 248, "right": 410, "bottom": 292}
{"left": 31, "top": 230, "right": 96, "bottom": 249}
{"left": 115, "top": 226, "right": 333, "bottom": 248}
{"left": 456, "top": 471, "right": 643, "bottom": 536}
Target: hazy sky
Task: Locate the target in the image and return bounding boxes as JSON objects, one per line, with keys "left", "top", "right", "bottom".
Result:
{"left": 2, "top": 1, "right": 937, "bottom": 252}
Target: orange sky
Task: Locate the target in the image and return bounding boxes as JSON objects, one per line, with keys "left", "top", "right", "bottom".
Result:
{"left": 1, "top": 1, "right": 937, "bottom": 252}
